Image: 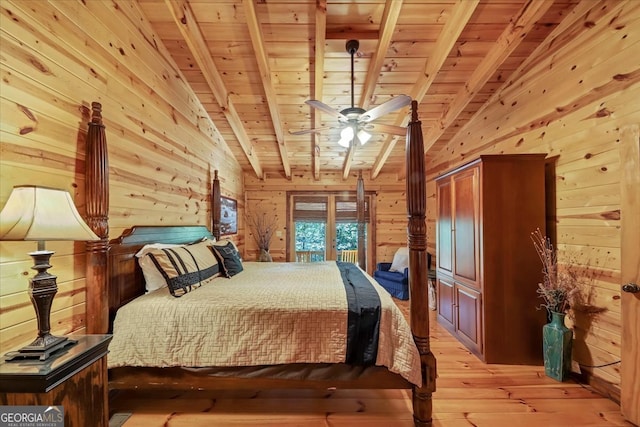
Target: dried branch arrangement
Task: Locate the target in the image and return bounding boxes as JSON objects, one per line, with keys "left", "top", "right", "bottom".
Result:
{"left": 247, "top": 208, "right": 278, "bottom": 251}
{"left": 530, "top": 228, "right": 581, "bottom": 314}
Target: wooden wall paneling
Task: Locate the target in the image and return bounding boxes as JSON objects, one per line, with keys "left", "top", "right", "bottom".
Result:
{"left": 1, "top": 7, "right": 224, "bottom": 181}
{"left": 1, "top": 276, "right": 85, "bottom": 327}
{"left": 0, "top": 0, "right": 244, "bottom": 351}
{"left": 575, "top": 323, "right": 622, "bottom": 357}
{"left": 243, "top": 171, "right": 407, "bottom": 267}
{"left": 55, "top": 0, "right": 202, "bottom": 123}
{"left": 556, "top": 183, "right": 620, "bottom": 211}
{"left": 40, "top": 2, "right": 228, "bottom": 158}
{"left": 0, "top": 243, "right": 86, "bottom": 290}
{"left": 0, "top": 92, "right": 89, "bottom": 154}
{"left": 0, "top": 163, "right": 82, "bottom": 199}
{"left": 0, "top": 302, "right": 86, "bottom": 353}
{"left": 427, "top": 0, "right": 639, "bottom": 394}
{"left": 54, "top": 0, "right": 241, "bottom": 176}
{"left": 434, "top": 35, "right": 637, "bottom": 165}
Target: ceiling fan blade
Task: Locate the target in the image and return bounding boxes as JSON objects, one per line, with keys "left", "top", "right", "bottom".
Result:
{"left": 367, "top": 123, "right": 407, "bottom": 137}
{"left": 289, "top": 126, "right": 336, "bottom": 136}
{"left": 306, "top": 100, "right": 348, "bottom": 121}
{"left": 358, "top": 95, "right": 412, "bottom": 123}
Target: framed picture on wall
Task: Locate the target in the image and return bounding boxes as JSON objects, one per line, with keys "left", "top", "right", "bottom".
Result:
{"left": 220, "top": 196, "right": 238, "bottom": 236}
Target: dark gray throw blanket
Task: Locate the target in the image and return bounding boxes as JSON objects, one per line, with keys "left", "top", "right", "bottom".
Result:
{"left": 336, "top": 261, "right": 381, "bottom": 366}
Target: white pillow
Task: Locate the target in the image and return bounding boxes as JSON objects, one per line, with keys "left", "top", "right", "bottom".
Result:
{"left": 389, "top": 247, "right": 409, "bottom": 272}
{"left": 136, "top": 243, "right": 183, "bottom": 292}
{"left": 135, "top": 243, "right": 184, "bottom": 258}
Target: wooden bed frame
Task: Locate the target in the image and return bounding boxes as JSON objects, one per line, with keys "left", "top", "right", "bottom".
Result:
{"left": 84, "top": 101, "right": 436, "bottom": 426}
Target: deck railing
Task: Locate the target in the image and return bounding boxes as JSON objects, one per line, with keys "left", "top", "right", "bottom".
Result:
{"left": 295, "top": 250, "right": 325, "bottom": 262}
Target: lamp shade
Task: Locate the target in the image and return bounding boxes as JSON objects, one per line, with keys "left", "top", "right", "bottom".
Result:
{"left": 0, "top": 186, "right": 99, "bottom": 242}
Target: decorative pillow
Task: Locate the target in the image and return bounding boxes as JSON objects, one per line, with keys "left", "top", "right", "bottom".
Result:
{"left": 211, "top": 239, "right": 241, "bottom": 260}
{"left": 211, "top": 241, "right": 243, "bottom": 277}
{"left": 136, "top": 243, "right": 183, "bottom": 292}
{"left": 145, "top": 240, "right": 223, "bottom": 297}
{"left": 389, "top": 247, "right": 409, "bottom": 272}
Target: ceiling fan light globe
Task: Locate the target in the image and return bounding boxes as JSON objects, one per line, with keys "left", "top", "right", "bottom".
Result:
{"left": 337, "top": 136, "right": 351, "bottom": 148}
{"left": 340, "top": 126, "right": 354, "bottom": 139}
{"left": 357, "top": 130, "right": 372, "bottom": 145}
{"left": 338, "top": 126, "right": 354, "bottom": 147}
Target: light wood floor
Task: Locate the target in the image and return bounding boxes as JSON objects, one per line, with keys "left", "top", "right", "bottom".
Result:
{"left": 109, "top": 301, "right": 631, "bottom": 427}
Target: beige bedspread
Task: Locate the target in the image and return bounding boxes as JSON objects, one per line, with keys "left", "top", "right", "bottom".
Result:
{"left": 108, "top": 261, "right": 421, "bottom": 386}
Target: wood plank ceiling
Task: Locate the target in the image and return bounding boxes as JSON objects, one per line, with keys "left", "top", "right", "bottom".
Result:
{"left": 137, "top": 0, "right": 580, "bottom": 180}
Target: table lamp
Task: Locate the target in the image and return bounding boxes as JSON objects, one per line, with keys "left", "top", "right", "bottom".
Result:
{"left": 0, "top": 185, "right": 99, "bottom": 360}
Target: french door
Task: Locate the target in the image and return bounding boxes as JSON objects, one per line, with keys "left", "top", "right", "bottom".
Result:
{"left": 620, "top": 124, "right": 639, "bottom": 425}
{"left": 288, "top": 192, "right": 373, "bottom": 269}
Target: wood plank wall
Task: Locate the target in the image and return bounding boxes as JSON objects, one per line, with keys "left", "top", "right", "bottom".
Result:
{"left": 426, "top": 1, "right": 640, "bottom": 398}
{"left": 243, "top": 171, "right": 421, "bottom": 273}
{"left": 0, "top": 1, "right": 243, "bottom": 351}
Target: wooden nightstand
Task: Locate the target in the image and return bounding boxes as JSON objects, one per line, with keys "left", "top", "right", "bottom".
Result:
{"left": 0, "top": 334, "right": 112, "bottom": 427}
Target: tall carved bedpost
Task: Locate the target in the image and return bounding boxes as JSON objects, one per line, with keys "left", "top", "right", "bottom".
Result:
{"left": 356, "top": 171, "right": 366, "bottom": 270}
{"left": 212, "top": 170, "right": 221, "bottom": 239}
{"left": 406, "top": 100, "right": 436, "bottom": 426}
{"left": 85, "top": 102, "right": 110, "bottom": 334}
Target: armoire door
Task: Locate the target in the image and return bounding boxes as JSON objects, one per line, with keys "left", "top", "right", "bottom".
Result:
{"left": 455, "top": 283, "right": 482, "bottom": 356}
{"left": 452, "top": 166, "right": 480, "bottom": 287}
{"left": 436, "top": 179, "right": 453, "bottom": 274}
{"left": 436, "top": 276, "right": 455, "bottom": 331}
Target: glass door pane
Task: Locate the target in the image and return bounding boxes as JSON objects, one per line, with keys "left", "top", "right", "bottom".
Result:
{"left": 291, "top": 195, "right": 328, "bottom": 262}
{"left": 336, "top": 222, "right": 358, "bottom": 250}
{"left": 294, "top": 222, "right": 326, "bottom": 262}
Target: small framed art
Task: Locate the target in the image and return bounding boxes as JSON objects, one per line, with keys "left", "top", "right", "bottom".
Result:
{"left": 220, "top": 196, "right": 237, "bottom": 235}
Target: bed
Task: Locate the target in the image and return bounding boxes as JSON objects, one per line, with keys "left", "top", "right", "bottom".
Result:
{"left": 84, "top": 101, "right": 436, "bottom": 426}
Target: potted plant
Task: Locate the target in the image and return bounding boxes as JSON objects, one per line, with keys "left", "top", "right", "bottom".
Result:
{"left": 247, "top": 208, "right": 278, "bottom": 262}
{"left": 531, "top": 228, "right": 579, "bottom": 382}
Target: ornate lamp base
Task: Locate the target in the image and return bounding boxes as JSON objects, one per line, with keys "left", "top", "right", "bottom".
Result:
{"left": 5, "top": 335, "right": 76, "bottom": 361}
{"left": 3, "top": 248, "right": 77, "bottom": 361}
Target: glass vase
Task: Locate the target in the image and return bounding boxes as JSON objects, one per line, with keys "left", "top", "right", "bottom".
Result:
{"left": 542, "top": 311, "right": 572, "bottom": 381}
{"left": 258, "top": 248, "right": 272, "bottom": 262}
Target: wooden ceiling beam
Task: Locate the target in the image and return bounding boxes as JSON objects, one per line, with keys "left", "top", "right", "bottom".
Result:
{"left": 326, "top": 30, "right": 379, "bottom": 40}
{"left": 313, "top": 0, "right": 327, "bottom": 180}
{"left": 359, "top": 0, "right": 403, "bottom": 111}
{"left": 164, "top": 0, "right": 263, "bottom": 179}
{"left": 343, "top": 0, "right": 403, "bottom": 180}
{"left": 243, "top": 0, "right": 291, "bottom": 179}
{"left": 421, "top": 0, "right": 555, "bottom": 153}
{"left": 371, "top": 0, "right": 479, "bottom": 179}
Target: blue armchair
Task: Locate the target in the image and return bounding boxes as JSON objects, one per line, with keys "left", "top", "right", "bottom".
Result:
{"left": 373, "top": 252, "right": 432, "bottom": 300}
{"left": 374, "top": 262, "right": 409, "bottom": 300}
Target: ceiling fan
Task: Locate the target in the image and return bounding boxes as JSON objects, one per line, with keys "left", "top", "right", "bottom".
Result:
{"left": 290, "top": 40, "right": 411, "bottom": 147}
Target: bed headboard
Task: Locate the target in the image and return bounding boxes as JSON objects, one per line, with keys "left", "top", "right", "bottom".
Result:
{"left": 107, "top": 225, "right": 214, "bottom": 328}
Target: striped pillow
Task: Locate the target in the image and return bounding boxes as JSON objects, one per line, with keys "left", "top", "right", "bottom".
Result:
{"left": 146, "top": 240, "right": 222, "bottom": 297}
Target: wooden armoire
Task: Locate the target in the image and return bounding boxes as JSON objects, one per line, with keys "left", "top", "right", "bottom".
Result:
{"left": 435, "top": 154, "right": 547, "bottom": 364}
